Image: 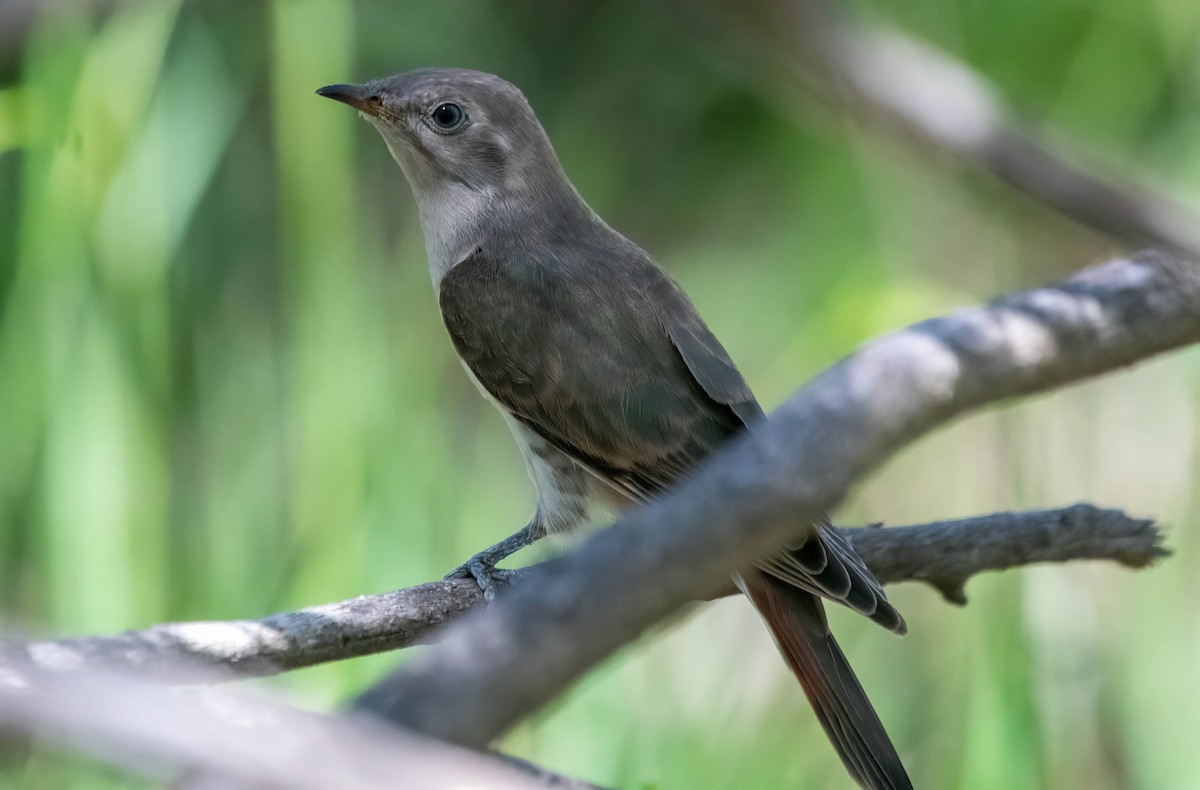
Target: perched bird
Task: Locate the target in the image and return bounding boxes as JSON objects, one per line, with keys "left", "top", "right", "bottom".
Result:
{"left": 318, "top": 68, "right": 912, "bottom": 789}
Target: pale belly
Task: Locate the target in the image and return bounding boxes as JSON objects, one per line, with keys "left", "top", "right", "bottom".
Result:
{"left": 458, "top": 360, "right": 608, "bottom": 536}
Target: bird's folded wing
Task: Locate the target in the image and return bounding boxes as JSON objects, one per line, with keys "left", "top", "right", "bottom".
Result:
{"left": 439, "top": 246, "right": 901, "bottom": 632}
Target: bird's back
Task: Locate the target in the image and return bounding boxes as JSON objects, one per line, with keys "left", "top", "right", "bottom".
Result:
{"left": 438, "top": 239, "right": 745, "bottom": 496}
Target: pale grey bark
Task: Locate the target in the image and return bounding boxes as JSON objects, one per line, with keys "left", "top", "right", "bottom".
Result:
{"left": 0, "top": 666, "right": 554, "bottom": 790}
{"left": 9, "top": 579, "right": 482, "bottom": 682}
{"left": 352, "top": 251, "right": 1200, "bottom": 749}
{"left": 4, "top": 505, "right": 1163, "bottom": 684}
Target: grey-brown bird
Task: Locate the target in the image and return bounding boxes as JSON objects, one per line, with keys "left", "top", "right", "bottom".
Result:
{"left": 318, "top": 68, "right": 912, "bottom": 789}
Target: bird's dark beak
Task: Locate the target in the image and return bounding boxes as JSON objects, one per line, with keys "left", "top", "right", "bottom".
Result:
{"left": 316, "top": 83, "right": 378, "bottom": 115}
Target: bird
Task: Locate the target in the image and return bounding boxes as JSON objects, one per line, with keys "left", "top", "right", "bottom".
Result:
{"left": 317, "top": 67, "right": 913, "bottom": 789}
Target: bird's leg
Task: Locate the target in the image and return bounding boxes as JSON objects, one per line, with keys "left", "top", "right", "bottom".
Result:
{"left": 444, "top": 521, "right": 545, "bottom": 601}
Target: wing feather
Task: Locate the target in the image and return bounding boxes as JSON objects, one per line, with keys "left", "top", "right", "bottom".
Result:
{"left": 439, "top": 247, "right": 902, "bottom": 633}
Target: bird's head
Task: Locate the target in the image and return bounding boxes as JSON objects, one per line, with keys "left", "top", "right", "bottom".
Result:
{"left": 317, "top": 68, "right": 561, "bottom": 198}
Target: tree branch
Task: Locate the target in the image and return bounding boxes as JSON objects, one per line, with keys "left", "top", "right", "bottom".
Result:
{"left": 845, "top": 504, "right": 1168, "bottom": 606}
{"left": 0, "top": 665, "right": 559, "bottom": 790}
{"left": 685, "top": 0, "right": 1200, "bottom": 257}
{"left": 4, "top": 505, "right": 1164, "bottom": 683}
{"left": 7, "top": 576, "right": 482, "bottom": 683}
{"left": 350, "top": 251, "right": 1200, "bottom": 749}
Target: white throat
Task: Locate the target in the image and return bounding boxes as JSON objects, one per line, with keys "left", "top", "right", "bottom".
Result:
{"left": 380, "top": 131, "right": 493, "bottom": 288}
{"left": 414, "top": 180, "right": 493, "bottom": 287}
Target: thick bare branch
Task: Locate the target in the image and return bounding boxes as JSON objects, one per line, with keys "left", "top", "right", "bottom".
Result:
{"left": 5, "top": 505, "right": 1165, "bottom": 683}
{"left": 352, "top": 251, "right": 1200, "bottom": 748}
{"left": 0, "top": 666, "right": 551, "bottom": 790}
{"left": 686, "top": 0, "right": 1200, "bottom": 257}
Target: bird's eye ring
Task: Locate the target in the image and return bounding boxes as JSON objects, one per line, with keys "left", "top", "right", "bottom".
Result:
{"left": 430, "top": 102, "right": 466, "bottom": 131}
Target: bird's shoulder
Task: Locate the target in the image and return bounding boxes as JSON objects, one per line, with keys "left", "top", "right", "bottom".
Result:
{"left": 437, "top": 242, "right": 761, "bottom": 495}
{"left": 438, "top": 242, "right": 760, "bottom": 422}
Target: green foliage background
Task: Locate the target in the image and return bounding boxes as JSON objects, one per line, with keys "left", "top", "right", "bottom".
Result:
{"left": 2, "top": 1, "right": 1199, "bottom": 787}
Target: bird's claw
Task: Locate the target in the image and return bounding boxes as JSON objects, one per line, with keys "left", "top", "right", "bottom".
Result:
{"left": 445, "top": 555, "right": 510, "bottom": 601}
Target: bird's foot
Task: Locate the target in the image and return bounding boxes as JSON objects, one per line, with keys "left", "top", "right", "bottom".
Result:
{"left": 444, "top": 553, "right": 515, "bottom": 601}
{"left": 444, "top": 524, "right": 540, "bottom": 601}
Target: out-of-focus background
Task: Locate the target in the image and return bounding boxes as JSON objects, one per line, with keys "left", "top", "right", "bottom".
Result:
{"left": 1, "top": 1, "right": 1199, "bottom": 787}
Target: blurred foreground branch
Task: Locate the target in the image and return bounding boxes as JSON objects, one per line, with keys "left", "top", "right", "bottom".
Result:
{"left": 0, "top": 0, "right": 118, "bottom": 65}
{"left": 352, "top": 251, "right": 1200, "bottom": 749}
{"left": 687, "top": 0, "right": 1200, "bottom": 257}
{"left": 6, "top": 505, "right": 1165, "bottom": 683}
{"left": 0, "top": 666, "right": 564, "bottom": 790}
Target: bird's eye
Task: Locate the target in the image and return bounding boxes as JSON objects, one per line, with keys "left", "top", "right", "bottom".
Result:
{"left": 431, "top": 102, "right": 466, "bottom": 131}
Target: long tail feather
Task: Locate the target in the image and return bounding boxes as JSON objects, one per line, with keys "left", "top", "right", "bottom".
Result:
{"left": 742, "top": 571, "right": 912, "bottom": 790}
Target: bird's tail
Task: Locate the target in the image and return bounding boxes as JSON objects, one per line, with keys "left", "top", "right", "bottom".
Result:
{"left": 741, "top": 571, "right": 913, "bottom": 790}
